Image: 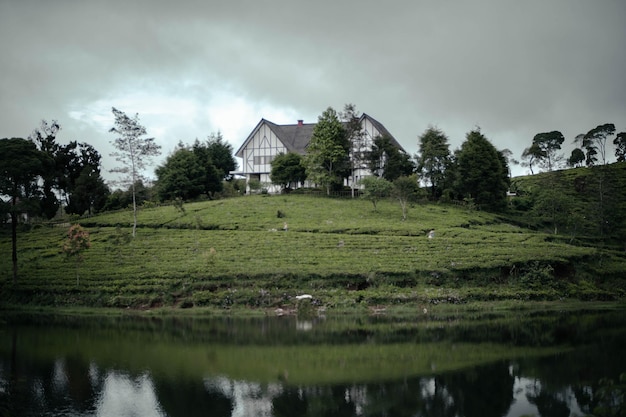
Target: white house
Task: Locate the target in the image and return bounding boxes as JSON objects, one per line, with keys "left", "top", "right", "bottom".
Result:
{"left": 234, "top": 113, "right": 406, "bottom": 193}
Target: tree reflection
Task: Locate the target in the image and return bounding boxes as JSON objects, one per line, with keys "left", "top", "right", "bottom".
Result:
{"left": 433, "top": 362, "right": 514, "bottom": 417}
{"left": 155, "top": 377, "right": 232, "bottom": 417}
{"left": 272, "top": 387, "right": 308, "bottom": 417}
{"left": 526, "top": 382, "right": 570, "bottom": 417}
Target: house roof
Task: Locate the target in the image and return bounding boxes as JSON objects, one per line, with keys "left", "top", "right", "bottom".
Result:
{"left": 235, "top": 114, "right": 405, "bottom": 158}
{"left": 360, "top": 113, "right": 405, "bottom": 152}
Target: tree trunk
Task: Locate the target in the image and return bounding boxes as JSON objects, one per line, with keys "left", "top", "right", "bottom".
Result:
{"left": 131, "top": 181, "right": 137, "bottom": 238}
{"left": 11, "top": 195, "right": 18, "bottom": 283}
{"left": 11, "top": 210, "right": 17, "bottom": 284}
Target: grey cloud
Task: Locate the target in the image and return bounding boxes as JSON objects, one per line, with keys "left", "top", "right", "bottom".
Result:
{"left": 1, "top": 0, "right": 624, "bottom": 178}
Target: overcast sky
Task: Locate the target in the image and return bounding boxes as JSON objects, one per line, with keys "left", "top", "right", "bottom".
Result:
{"left": 1, "top": 0, "right": 624, "bottom": 181}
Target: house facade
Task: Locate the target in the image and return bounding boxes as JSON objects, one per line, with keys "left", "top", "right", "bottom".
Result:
{"left": 234, "top": 113, "right": 406, "bottom": 193}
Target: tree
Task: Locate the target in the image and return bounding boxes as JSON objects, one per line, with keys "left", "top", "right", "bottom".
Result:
{"left": 270, "top": 152, "right": 307, "bottom": 190}
{"left": 455, "top": 129, "right": 509, "bottom": 212}
{"left": 614, "top": 131, "right": 626, "bottom": 162}
{"left": 521, "top": 143, "right": 544, "bottom": 175}
{"left": 0, "top": 138, "right": 44, "bottom": 283}
{"left": 66, "top": 166, "right": 110, "bottom": 215}
{"left": 530, "top": 131, "right": 565, "bottom": 171}
{"left": 568, "top": 148, "right": 586, "bottom": 168}
{"left": 62, "top": 224, "right": 91, "bottom": 285}
{"left": 156, "top": 146, "right": 206, "bottom": 201}
{"left": 392, "top": 175, "right": 419, "bottom": 221}
{"left": 416, "top": 127, "right": 451, "bottom": 199}
{"left": 202, "top": 132, "right": 237, "bottom": 180}
{"left": 583, "top": 123, "right": 615, "bottom": 165}
{"left": 109, "top": 107, "right": 161, "bottom": 237}
{"left": 60, "top": 142, "right": 109, "bottom": 215}
{"left": 340, "top": 103, "right": 367, "bottom": 197}
{"left": 303, "top": 107, "right": 350, "bottom": 195}
{"left": 500, "top": 148, "right": 519, "bottom": 179}
{"left": 368, "top": 135, "right": 415, "bottom": 183}
{"left": 532, "top": 173, "right": 576, "bottom": 235}
{"left": 29, "top": 120, "right": 62, "bottom": 219}
{"left": 359, "top": 176, "right": 392, "bottom": 211}
{"left": 191, "top": 133, "right": 236, "bottom": 197}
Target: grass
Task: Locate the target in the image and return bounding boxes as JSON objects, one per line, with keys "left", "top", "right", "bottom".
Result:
{"left": 1, "top": 194, "right": 625, "bottom": 311}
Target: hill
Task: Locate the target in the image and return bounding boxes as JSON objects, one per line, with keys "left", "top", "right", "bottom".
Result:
{"left": 1, "top": 171, "right": 626, "bottom": 312}
{"left": 510, "top": 162, "right": 626, "bottom": 243}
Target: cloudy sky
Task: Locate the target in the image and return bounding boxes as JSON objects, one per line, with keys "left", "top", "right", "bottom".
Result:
{"left": 1, "top": 0, "right": 624, "bottom": 181}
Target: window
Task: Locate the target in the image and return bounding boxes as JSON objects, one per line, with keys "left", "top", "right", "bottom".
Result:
{"left": 254, "top": 155, "right": 274, "bottom": 165}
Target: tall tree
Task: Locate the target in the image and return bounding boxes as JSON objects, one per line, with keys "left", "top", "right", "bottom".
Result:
{"left": 0, "top": 138, "right": 45, "bottom": 282}
{"left": 583, "top": 123, "right": 615, "bottom": 165}
{"left": 201, "top": 132, "right": 237, "bottom": 180}
{"left": 521, "top": 142, "right": 544, "bottom": 175}
{"left": 416, "top": 127, "right": 451, "bottom": 199}
{"left": 191, "top": 137, "right": 229, "bottom": 197}
{"left": 156, "top": 146, "right": 205, "bottom": 201}
{"left": 29, "top": 120, "right": 61, "bottom": 219}
{"left": 500, "top": 148, "right": 519, "bottom": 179}
{"left": 270, "top": 152, "right": 307, "bottom": 190}
{"left": 367, "top": 135, "right": 415, "bottom": 183}
{"left": 109, "top": 107, "right": 161, "bottom": 237}
{"left": 340, "top": 104, "right": 367, "bottom": 197}
{"left": 613, "top": 131, "right": 626, "bottom": 162}
{"left": 303, "top": 107, "right": 350, "bottom": 195}
{"left": 530, "top": 131, "right": 565, "bottom": 171}
{"left": 455, "top": 129, "right": 509, "bottom": 212}
{"left": 60, "top": 142, "right": 109, "bottom": 215}
{"left": 66, "top": 166, "right": 110, "bottom": 215}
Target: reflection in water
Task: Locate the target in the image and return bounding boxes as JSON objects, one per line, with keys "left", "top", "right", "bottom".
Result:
{"left": 96, "top": 371, "right": 166, "bottom": 417}
{"left": 0, "top": 309, "right": 625, "bottom": 416}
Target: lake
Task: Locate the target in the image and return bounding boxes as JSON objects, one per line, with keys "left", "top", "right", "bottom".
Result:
{"left": 1, "top": 306, "right": 625, "bottom": 416}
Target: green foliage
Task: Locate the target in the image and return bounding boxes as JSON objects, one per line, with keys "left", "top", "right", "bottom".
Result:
{"left": 62, "top": 224, "right": 91, "bottom": 285}
{"left": 568, "top": 148, "right": 586, "bottom": 168}
{"left": 28, "top": 120, "right": 62, "bottom": 219}
{"left": 368, "top": 135, "right": 415, "bottom": 182}
{"left": 392, "top": 175, "right": 419, "bottom": 220}
{"left": 593, "top": 373, "right": 626, "bottom": 417}
{"left": 511, "top": 162, "right": 626, "bottom": 244}
{"left": 156, "top": 146, "right": 206, "bottom": 201}
{"left": 359, "top": 176, "right": 392, "bottom": 210}
{"left": 455, "top": 129, "right": 509, "bottom": 212}
{"left": 270, "top": 152, "right": 307, "bottom": 190}
{"left": 0, "top": 137, "right": 46, "bottom": 282}
{"left": 615, "top": 132, "right": 626, "bottom": 162}
{"left": 529, "top": 131, "right": 565, "bottom": 171}
{"left": 0, "top": 193, "right": 625, "bottom": 310}
{"left": 191, "top": 133, "right": 236, "bottom": 195}
{"left": 200, "top": 132, "right": 237, "bottom": 180}
{"left": 109, "top": 107, "right": 161, "bottom": 237}
{"left": 519, "top": 261, "right": 554, "bottom": 289}
{"left": 303, "top": 107, "right": 350, "bottom": 195}
{"left": 416, "top": 126, "right": 451, "bottom": 198}
{"left": 583, "top": 123, "right": 616, "bottom": 166}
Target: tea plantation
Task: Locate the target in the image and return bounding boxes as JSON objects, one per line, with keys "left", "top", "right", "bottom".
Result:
{"left": 1, "top": 193, "right": 625, "bottom": 312}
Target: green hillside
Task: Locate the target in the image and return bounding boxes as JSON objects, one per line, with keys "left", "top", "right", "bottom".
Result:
{"left": 1, "top": 166, "right": 626, "bottom": 312}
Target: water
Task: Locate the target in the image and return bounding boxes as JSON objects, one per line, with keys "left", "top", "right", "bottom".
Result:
{"left": 1, "top": 307, "right": 624, "bottom": 416}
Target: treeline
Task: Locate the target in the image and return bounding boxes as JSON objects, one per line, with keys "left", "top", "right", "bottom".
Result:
{"left": 0, "top": 111, "right": 240, "bottom": 224}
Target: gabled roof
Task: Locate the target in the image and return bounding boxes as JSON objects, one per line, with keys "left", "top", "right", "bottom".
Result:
{"left": 235, "top": 114, "right": 405, "bottom": 158}
{"left": 271, "top": 121, "right": 316, "bottom": 154}
{"left": 360, "top": 113, "right": 406, "bottom": 153}
{"left": 235, "top": 119, "right": 316, "bottom": 158}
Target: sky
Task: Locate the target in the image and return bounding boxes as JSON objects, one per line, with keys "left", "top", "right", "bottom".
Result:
{"left": 1, "top": 0, "right": 625, "bottom": 182}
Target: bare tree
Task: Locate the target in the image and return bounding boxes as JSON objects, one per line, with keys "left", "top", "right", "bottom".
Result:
{"left": 109, "top": 107, "right": 161, "bottom": 237}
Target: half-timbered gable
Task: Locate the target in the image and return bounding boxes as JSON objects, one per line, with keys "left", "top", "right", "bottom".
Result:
{"left": 234, "top": 114, "right": 405, "bottom": 193}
